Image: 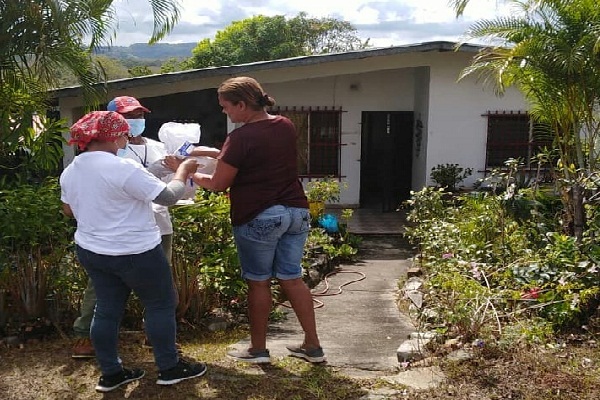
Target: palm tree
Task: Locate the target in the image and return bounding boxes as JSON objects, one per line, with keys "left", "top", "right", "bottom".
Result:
{"left": 458, "top": 0, "right": 600, "bottom": 240}
{"left": 0, "top": 0, "right": 181, "bottom": 182}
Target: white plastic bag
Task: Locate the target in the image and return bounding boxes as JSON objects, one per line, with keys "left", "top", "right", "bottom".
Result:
{"left": 158, "top": 122, "right": 201, "bottom": 154}
{"left": 156, "top": 121, "right": 218, "bottom": 201}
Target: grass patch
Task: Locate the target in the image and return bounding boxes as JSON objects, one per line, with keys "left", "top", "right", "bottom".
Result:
{"left": 0, "top": 328, "right": 368, "bottom": 400}
{"left": 1, "top": 320, "right": 599, "bottom": 399}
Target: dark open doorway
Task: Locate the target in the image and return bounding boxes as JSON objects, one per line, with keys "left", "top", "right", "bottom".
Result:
{"left": 360, "top": 111, "right": 413, "bottom": 212}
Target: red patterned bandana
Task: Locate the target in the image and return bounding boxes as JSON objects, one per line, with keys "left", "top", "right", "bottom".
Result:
{"left": 69, "top": 111, "right": 129, "bottom": 150}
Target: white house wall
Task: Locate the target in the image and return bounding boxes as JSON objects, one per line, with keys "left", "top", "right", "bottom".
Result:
{"left": 253, "top": 69, "right": 416, "bottom": 206}
{"left": 426, "top": 52, "right": 528, "bottom": 188}
{"left": 413, "top": 67, "right": 431, "bottom": 193}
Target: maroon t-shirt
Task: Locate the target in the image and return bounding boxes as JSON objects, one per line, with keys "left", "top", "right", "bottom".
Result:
{"left": 219, "top": 115, "right": 309, "bottom": 226}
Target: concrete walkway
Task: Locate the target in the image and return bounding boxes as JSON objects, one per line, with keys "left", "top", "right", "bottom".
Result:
{"left": 268, "top": 258, "right": 413, "bottom": 372}
{"left": 229, "top": 236, "right": 446, "bottom": 391}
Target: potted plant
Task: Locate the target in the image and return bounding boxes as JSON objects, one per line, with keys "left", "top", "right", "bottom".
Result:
{"left": 305, "top": 177, "right": 346, "bottom": 218}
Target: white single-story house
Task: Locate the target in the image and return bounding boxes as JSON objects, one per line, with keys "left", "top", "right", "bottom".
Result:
{"left": 54, "top": 41, "right": 533, "bottom": 211}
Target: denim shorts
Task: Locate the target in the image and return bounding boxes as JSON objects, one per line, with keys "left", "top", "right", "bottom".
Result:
{"left": 233, "top": 205, "right": 310, "bottom": 281}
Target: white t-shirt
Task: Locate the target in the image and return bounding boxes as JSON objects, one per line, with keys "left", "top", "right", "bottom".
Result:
{"left": 60, "top": 151, "right": 166, "bottom": 256}
{"left": 121, "top": 138, "right": 173, "bottom": 235}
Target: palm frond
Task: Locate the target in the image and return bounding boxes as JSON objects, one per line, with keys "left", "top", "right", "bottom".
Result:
{"left": 449, "top": 0, "right": 471, "bottom": 17}
{"left": 147, "top": 0, "right": 182, "bottom": 44}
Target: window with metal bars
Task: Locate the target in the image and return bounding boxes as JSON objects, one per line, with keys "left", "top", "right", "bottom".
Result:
{"left": 271, "top": 107, "right": 342, "bottom": 177}
{"left": 485, "top": 112, "right": 552, "bottom": 169}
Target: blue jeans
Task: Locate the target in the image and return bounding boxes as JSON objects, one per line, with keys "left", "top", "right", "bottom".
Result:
{"left": 76, "top": 244, "right": 178, "bottom": 375}
{"left": 72, "top": 234, "right": 174, "bottom": 337}
{"left": 233, "top": 205, "right": 310, "bottom": 281}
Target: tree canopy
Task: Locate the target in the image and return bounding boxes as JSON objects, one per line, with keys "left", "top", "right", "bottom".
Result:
{"left": 187, "top": 13, "right": 370, "bottom": 69}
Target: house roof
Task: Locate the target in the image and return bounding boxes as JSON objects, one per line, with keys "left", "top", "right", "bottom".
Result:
{"left": 52, "top": 41, "right": 484, "bottom": 98}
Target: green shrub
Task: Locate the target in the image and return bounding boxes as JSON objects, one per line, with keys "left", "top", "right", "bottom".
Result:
{"left": 499, "top": 318, "right": 554, "bottom": 347}
{"left": 170, "top": 190, "right": 244, "bottom": 322}
{"left": 0, "top": 178, "right": 75, "bottom": 319}
{"left": 430, "top": 163, "right": 473, "bottom": 191}
{"left": 426, "top": 269, "right": 498, "bottom": 341}
{"left": 305, "top": 177, "right": 347, "bottom": 203}
{"left": 405, "top": 183, "right": 600, "bottom": 343}
{"left": 0, "top": 118, "right": 68, "bottom": 188}
{"left": 0, "top": 178, "right": 363, "bottom": 330}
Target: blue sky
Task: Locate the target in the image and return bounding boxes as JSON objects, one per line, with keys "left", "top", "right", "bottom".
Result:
{"left": 113, "top": 0, "right": 511, "bottom": 47}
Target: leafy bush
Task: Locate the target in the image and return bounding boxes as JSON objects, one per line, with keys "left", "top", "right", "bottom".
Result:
{"left": 405, "top": 183, "right": 600, "bottom": 346}
{"left": 0, "top": 117, "right": 68, "bottom": 188}
{"left": 305, "top": 178, "right": 347, "bottom": 218}
{"left": 0, "top": 182, "right": 360, "bottom": 331}
{"left": 0, "top": 178, "right": 75, "bottom": 319}
{"left": 305, "top": 177, "right": 347, "bottom": 203}
{"left": 170, "top": 190, "right": 244, "bottom": 322}
{"left": 430, "top": 163, "right": 473, "bottom": 191}
{"left": 427, "top": 269, "right": 497, "bottom": 341}
{"left": 305, "top": 215, "right": 360, "bottom": 267}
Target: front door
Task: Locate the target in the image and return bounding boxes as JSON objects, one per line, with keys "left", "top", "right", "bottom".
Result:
{"left": 360, "top": 111, "right": 413, "bottom": 212}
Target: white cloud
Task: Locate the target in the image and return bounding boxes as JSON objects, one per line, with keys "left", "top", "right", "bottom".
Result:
{"left": 112, "top": 0, "right": 512, "bottom": 47}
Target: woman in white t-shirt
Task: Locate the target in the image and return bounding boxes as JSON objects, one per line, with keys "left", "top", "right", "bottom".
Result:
{"left": 72, "top": 97, "right": 176, "bottom": 358}
{"left": 60, "top": 111, "right": 207, "bottom": 392}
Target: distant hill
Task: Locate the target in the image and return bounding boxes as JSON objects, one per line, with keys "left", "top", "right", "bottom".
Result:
{"left": 95, "top": 42, "right": 196, "bottom": 62}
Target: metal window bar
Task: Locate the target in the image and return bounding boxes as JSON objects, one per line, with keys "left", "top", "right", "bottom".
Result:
{"left": 309, "top": 111, "right": 341, "bottom": 176}
{"left": 485, "top": 111, "right": 530, "bottom": 168}
{"left": 483, "top": 111, "right": 553, "bottom": 174}
{"left": 270, "top": 106, "right": 343, "bottom": 178}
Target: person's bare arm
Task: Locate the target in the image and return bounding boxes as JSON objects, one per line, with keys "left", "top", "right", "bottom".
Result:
{"left": 188, "top": 146, "right": 221, "bottom": 158}
{"left": 62, "top": 203, "right": 74, "bottom": 218}
{"left": 192, "top": 159, "right": 237, "bottom": 192}
{"left": 163, "top": 155, "right": 234, "bottom": 191}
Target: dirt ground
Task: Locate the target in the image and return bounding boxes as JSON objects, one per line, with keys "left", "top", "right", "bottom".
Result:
{"left": 1, "top": 325, "right": 600, "bottom": 399}
{"left": 1, "top": 236, "right": 599, "bottom": 399}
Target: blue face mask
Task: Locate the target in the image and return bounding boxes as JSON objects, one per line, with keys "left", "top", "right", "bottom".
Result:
{"left": 126, "top": 119, "right": 146, "bottom": 137}
{"left": 116, "top": 147, "right": 129, "bottom": 157}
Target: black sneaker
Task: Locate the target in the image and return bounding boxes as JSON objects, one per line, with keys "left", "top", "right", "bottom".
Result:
{"left": 156, "top": 359, "right": 207, "bottom": 385}
{"left": 227, "top": 348, "right": 271, "bottom": 364}
{"left": 286, "top": 345, "right": 326, "bottom": 363}
{"left": 95, "top": 368, "right": 145, "bottom": 392}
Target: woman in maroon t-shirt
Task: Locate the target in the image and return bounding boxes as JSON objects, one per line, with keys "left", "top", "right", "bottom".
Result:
{"left": 187, "top": 76, "right": 325, "bottom": 364}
